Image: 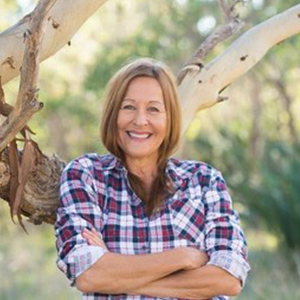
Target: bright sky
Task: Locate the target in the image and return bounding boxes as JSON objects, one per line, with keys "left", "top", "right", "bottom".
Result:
{"left": 16, "top": 0, "right": 35, "bottom": 14}
{"left": 197, "top": 15, "right": 216, "bottom": 34}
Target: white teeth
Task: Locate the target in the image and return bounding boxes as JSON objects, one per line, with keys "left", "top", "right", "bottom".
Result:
{"left": 128, "top": 132, "right": 151, "bottom": 139}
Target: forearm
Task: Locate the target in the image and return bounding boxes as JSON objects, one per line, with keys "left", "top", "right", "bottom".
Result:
{"left": 76, "top": 247, "right": 193, "bottom": 294}
{"left": 129, "top": 265, "right": 242, "bottom": 300}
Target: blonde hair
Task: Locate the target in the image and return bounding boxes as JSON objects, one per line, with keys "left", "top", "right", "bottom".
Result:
{"left": 101, "top": 58, "right": 181, "bottom": 215}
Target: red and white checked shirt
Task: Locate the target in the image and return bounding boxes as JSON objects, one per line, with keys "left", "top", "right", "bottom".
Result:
{"left": 55, "top": 153, "right": 250, "bottom": 300}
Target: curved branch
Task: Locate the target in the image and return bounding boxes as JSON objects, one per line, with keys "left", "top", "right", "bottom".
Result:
{"left": 0, "top": 0, "right": 109, "bottom": 86}
{"left": 179, "top": 3, "right": 300, "bottom": 133}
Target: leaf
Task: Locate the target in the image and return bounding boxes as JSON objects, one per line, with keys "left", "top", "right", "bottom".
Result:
{"left": 8, "top": 139, "right": 20, "bottom": 223}
{"left": 12, "top": 139, "right": 36, "bottom": 232}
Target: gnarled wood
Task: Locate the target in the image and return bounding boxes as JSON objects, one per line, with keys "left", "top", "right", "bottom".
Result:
{"left": 0, "top": 148, "right": 65, "bottom": 225}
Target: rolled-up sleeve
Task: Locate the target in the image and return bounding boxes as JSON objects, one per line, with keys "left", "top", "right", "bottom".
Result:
{"left": 55, "top": 159, "right": 108, "bottom": 286}
{"left": 202, "top": 169, "right": 251, "bottom": 287}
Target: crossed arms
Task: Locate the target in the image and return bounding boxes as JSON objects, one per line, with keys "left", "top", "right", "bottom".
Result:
{"left": 75, "top": 229, "right": 241, "bottom": 299}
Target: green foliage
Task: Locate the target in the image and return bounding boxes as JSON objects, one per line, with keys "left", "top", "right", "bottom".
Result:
{"left": 243, "top": 141, "right": 300, "bottom": 250}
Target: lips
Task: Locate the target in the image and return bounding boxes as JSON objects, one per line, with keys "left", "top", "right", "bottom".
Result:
{"left": 126, "top": 131, "right": 152, "bottom": 139}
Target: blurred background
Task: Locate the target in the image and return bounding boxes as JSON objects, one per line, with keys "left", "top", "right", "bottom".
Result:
{"left": 0, "top": 0, "right": 300, "bottom": 299}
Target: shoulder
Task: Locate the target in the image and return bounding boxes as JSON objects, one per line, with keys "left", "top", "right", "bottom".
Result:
{"left": 62, "top": 153, "right": 118, "bottom": 176}
{"left": 167, "top": 157, "right": 223, "bottom": 187}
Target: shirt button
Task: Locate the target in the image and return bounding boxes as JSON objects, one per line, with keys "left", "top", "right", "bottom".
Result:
{"left": 142, "top": 245, "right": 147, "bottom": 250}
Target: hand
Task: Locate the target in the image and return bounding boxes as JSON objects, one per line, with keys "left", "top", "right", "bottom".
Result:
{"left": 82, "top": 228, "right": 108, "bottom": 251}
{"left": 180, "top": 247, "right": 209, "bottom": 270}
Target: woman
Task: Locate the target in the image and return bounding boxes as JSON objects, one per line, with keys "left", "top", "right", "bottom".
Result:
{"left": 55, "top": 58, "right": 250, "bottom": 300}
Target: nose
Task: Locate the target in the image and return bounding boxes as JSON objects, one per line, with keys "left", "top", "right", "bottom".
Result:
{"left": 133, "top": 109, "right": 148, "bottom": 126}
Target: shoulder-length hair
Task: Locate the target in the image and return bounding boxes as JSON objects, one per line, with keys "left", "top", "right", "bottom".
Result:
{"left": 100, "top": 58, "right": 181, "bottom": 215}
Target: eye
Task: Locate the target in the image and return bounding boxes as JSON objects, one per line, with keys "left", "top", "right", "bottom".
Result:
{"left": 122, "top": 104, "right": 136, "bottom": 110}
{"left": 148, "top": 106, "right": 160, "bottom": 112}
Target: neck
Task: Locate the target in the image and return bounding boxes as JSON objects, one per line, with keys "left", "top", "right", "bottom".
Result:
{"left": 125, "top": 156, "right": 158, "bottom": 191}
{"left": 126, "top": 157, "right": 158, "bottom": 177}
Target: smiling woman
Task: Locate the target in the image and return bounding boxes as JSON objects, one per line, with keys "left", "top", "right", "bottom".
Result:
{"left": 117, "top": 77, "right": 167, "bottom": 170}
{"left": 55, "top": 57, "right": 250, "bottom": 300}
{"left": 100, "top": 58, "right": 181, "bottom": 215}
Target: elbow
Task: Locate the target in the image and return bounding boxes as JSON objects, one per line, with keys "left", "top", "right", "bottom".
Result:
{"left": 76, "top": 269, "right": 122, "bottom": 294}
{"left": 76, "top": 270, "right": 104, "bottom": 293}
{"left": 76, "top": 272, "right": 94, "bottom": 293}
{"left": 225, "top": 277, "right": 242, "bottom": 296}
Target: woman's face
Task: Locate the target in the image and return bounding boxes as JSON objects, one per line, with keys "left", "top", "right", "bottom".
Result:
{"left": 117, "top": 76, "right": 167, "bottom": 164}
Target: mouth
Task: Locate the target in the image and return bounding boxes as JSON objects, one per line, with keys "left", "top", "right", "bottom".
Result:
{"left": 126, "top": 131, "right": 152, "bottom": 139}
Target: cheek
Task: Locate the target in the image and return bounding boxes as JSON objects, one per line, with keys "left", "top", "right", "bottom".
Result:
{"left": 117, "top": 114, "right": 125, "bottom": 131}
{"left": 158, "top": 117, "right": 167, "bottom": 136}
{"left": 117, "top": 111, "right": 132, "bottom": 129}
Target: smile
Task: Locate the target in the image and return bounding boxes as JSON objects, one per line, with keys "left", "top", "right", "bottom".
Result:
{"left": 126, "top": 131, "right": 152, "bottom": 139}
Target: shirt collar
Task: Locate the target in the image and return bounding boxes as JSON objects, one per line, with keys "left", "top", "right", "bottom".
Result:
{"left": 102, "top": 154, "right": 191, "bottom": 189}
{"left": 165, "top": 158, "right": 190, "bottom": 190}
{"left": 100, "top": 154, "right": 126, "bottom": 172}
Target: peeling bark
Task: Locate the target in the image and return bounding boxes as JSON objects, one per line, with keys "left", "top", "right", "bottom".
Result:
{"left": 0, "top": 0, "right": 57, "bottom": 152}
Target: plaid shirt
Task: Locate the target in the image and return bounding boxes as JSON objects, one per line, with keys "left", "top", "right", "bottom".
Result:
{"left": 55, "top": 153, "right": 250, "bottom": 300}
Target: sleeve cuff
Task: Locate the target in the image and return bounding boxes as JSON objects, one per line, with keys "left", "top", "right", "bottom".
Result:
{"left": 68, "top": 245, "right": 108, "bottom": 286}
{"left": 207, "top": 250, "right": 251, "bottom": 287}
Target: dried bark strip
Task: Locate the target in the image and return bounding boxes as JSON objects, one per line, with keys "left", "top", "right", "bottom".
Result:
{"left": 0, "top": 0, "right": 57, "bottom": 152}
{"left": 8, "top": 139, "right": 20, "bottom": 220}
{"left": 0, "top": 77, "right": 13, "bottom": 116}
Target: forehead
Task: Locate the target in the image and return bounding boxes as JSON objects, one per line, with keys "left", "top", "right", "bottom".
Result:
{"left": 124, "top": 77, "right": 164, "bottom": 104}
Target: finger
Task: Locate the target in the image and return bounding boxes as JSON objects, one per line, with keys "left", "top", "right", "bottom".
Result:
{"left": 92, "top": 227, "right": 103, "bottom": 238}
{"left": 87, "top": 239, "right": 100, "bottom": 247}
{"left": 84, "top": 233, "right": 103, "bottom": 246}
{"left": 88, "top": 237, "right": 106, "bottom": 248}
{"left": 87, "top": 238, "right": 102, "bottom": 247}
{"left": 82, "top": 228, "right": 100, "bottom": 239}
{"left": 83, "top": 230, "right": 104, "bottom": 244}
{"left": 82, "top": 229, "right": 95, "bottom": 238}
{"left": 82, "top": 228, "right": 107, "bottom": 249}
{"left": 84, "top": 228, "right": 103, "bottom": 239}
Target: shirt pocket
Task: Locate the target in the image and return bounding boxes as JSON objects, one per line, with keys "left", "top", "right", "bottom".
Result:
{"left": 170, "top": 196, "right": 206, "bottom": 245}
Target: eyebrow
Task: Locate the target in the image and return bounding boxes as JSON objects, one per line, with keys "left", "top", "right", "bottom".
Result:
{"left": 123, "top": 98, "right": 164, "bottom": 105}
